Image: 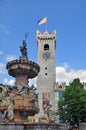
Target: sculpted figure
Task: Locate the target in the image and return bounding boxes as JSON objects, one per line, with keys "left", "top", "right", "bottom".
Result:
{"left": 7, "top": 101, "right": 14, "bottom": 121}
{"left": 39, "top": 103, "right": 56, "bottom": 123}
{"left": 48, "top": 109, "right": 56, "bottom": 123}
{"left": 2, "top": 96, "right": 14, "bottom": 122}
{"left": 19, "top": 40, "right": 28, "bottom": 60}
{"left": 39, "top": 104, "right": 52, "bottom": 123}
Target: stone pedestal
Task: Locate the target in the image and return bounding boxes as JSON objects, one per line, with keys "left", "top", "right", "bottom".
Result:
{"left": 0, "top": 123, "right": 24, "bottom": 130}
{"left": 0, "top": 123, "right": 65, "bottom": 130}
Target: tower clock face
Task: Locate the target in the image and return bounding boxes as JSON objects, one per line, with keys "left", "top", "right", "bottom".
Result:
{"left": 43, "top": 52, "right": 50, "bottom": 59}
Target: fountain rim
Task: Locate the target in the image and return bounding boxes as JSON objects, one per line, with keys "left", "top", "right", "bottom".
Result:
{"left": 6, "top": 59, "right": 40, "bottom": 70}
{"left": 6, "top": 59, "right": 40, "bottom": 78}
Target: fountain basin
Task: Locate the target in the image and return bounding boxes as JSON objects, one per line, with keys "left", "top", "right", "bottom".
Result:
{"left": 6, "top": 59, "right": 40, "bottom": 79}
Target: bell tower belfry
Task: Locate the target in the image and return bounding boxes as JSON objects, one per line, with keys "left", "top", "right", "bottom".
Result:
{"left": 36, "top": 30, "right": 57, "bottom": 120}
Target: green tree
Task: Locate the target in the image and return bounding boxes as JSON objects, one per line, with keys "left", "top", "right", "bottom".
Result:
{"left": 57, "top": 78, "right": 86, "bottom": 125}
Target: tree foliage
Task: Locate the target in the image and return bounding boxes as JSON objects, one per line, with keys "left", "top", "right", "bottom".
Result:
{"left": 57, "top": 78, "right": 86, "bottom": 124}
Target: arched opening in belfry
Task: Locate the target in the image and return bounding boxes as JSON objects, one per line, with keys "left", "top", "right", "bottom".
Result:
{"left": 44, "top": 44, "right": 49, "bottom": 50}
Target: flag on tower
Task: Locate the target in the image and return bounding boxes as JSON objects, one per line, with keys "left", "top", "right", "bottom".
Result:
{"left": 37, "top": 17, "right": 47, "bottom": 25}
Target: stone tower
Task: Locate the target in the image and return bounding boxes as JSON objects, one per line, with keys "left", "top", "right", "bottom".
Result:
{"left": 36, "top": 30, "right": 57, "bottom": 121}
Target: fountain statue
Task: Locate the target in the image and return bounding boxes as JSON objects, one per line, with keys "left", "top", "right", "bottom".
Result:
{"left": 19, "top": 39, "right": 28, "bottom": 60}
{"left": 0, "top": 35, "right": 40, "bottom": 122}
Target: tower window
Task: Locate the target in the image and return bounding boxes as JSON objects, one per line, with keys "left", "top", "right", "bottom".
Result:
{"left": 45, "top": 67, "right": 47, "bottom": 70}
{"left": 45, "top": 73, "right": 47, "bottom": 75}
{"left": 44, "top": 44, "right": 49, "bottom": 50}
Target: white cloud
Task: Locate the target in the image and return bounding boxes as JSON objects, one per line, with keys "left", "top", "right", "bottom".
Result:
{"left": 1, "top": 63, "right": 86, "bottom": 87}
{"left": 56, "top": 64, "right": 86, "bottom": 85}
{"left": 0, "top": 62, "right": 6, "bottom": 74}
{"left": 29, "top": 63, "right": 86, "bottom": 87}
{"left": 29, "top": 77, "right": 37, "bottom": 87}
{"left": 63, "top": 63, "right": 69, "bottom": 69}
{"left": 3, "top": 78, "right": 15, "bottom": 86}
{"left": 0, "top": 51, "right": 3, "bottom": 55}
{"left": 3, "top": 77, "right": 37, "bottom": 87}
{"left": 29, "top": 65, "right": 86, "bottom": 87}
{"left": 6, "top": 55, "right": 16, "bottom": 62}
{"left": 0, "top": 24, "right": 10, "bottom": 35}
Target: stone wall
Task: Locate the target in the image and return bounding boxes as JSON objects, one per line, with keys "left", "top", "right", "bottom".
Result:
{"left": 0, "top": 123, "right": 85, "bottom": 130}
{"left": 79, "top": 123, "right": 86, "bottom": 130}
{"left": 60, "top": 123, "right": 86, "bottom": 130}
{"left": 0, "top": 123, "right": 66, "bottom": 130}
{"left": 0, "top": 123, "right": 24, "bottom": 130}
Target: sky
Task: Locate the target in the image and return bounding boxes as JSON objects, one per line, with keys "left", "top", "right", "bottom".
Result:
{"left": 0, "top": 0, "right": 86, "bottom": 86}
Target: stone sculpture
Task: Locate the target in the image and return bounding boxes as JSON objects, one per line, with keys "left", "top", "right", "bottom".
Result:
{"left": 0, "top": 37, "right": 40, "bottom": 122}
{"left": 39, "top": 103, "right": 56, "bottom": 123}
{"left": 0, "top": 83, "right": 39, "bottom": 122}
{"left": 19, "top": 40, "right": 28, "bottom": 60}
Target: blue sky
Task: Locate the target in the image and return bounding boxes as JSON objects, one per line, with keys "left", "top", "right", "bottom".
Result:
{"left": 0, "top": 0, "right": 86, "bottom": 85}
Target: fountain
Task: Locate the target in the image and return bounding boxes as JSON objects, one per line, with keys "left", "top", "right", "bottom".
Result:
{"left": 0, "top": 36, "right": 65, "bottom": 130}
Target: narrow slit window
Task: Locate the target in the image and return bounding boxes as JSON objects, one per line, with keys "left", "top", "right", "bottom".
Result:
{"left": 45, "top": 73, "right": 47, "bottom": 75}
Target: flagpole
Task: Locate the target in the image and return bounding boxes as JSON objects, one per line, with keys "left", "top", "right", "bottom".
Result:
{"left": 46, "top": 17, "right": 48, "bottom": 31}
